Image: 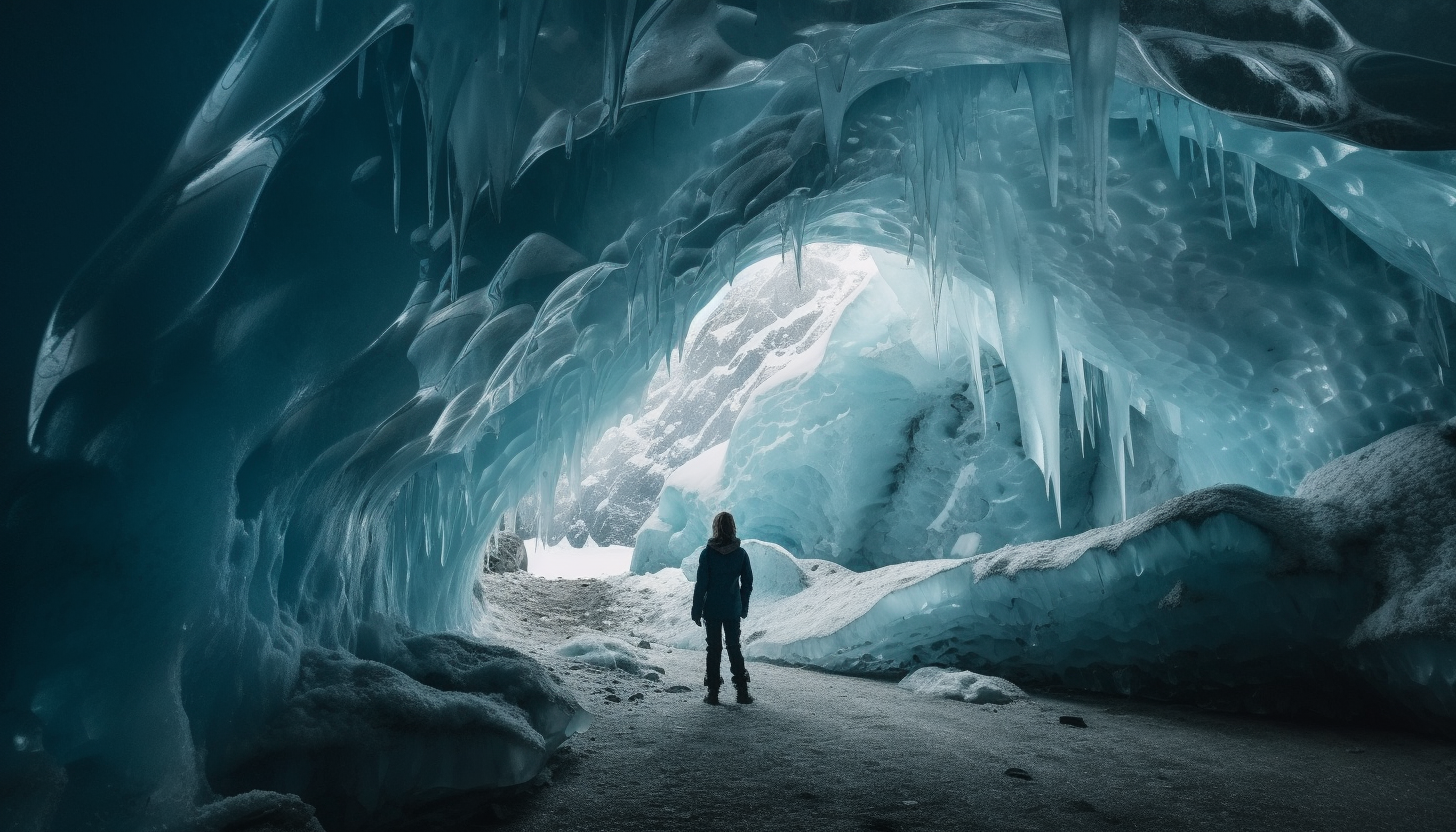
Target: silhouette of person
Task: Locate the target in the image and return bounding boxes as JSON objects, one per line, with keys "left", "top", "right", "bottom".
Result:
{"left": 691, "top": 511, "right": 755, "bottom": 704}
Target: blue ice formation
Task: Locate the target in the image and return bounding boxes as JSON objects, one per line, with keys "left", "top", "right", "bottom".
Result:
{"left": 5, "top": 1, "right": 1456, "bottom": 829}
{"left": 721, "top": 419, "right": 1455, "bottom": 724}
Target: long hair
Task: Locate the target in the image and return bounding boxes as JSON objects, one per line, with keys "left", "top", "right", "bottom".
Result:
{"left": 711, "top": 511, "right": 737, "bottom": 542}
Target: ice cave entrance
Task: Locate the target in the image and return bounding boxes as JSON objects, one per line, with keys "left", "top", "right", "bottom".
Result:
{"left": 512, "top": 241, "right": 1172, "bottom": 579}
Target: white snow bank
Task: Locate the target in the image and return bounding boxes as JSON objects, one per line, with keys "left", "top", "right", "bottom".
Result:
{"left": 556, "top": 635, "right": 663, "bottom": 676}
{"left": 526, "top": 538, "right": 634, "bottom": 579}
{"left": 680, "top": 539, "right": 808, "bottom": 598}
{"left": 898, "top": 667, "right": 1026, "bottom": 705}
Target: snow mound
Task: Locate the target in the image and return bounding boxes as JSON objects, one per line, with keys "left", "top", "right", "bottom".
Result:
{"left": 556, "top": 635, "right": 663, "bottom": 676}
{"left": 218, "top": 626, "right": 590, "bottom": 830}
{"left": 898, "top": 667, "right": 1026, "bottom": 705}
{"left": 184, "top": 791, "right": 324, "bottom": 832}
{"left": 680, "top": 539, "right": 808, "bottom": 598}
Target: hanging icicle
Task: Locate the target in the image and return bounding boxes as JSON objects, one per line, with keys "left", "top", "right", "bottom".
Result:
{"left": 1058, "top": 0, "right": 1120, "bottom": 234}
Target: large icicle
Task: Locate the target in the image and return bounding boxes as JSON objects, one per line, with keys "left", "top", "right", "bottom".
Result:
{"left": 975, "top": 178, "right": 1064, "bottom": 523}
{"left": 1023, "top": 63, "right": 1063, "bottom": 207}
{"left": 1061, "top": 339, "right": 1090, "bottom": 454}
{"left": 1058, "top": 0, "right": 1120, "bottom": 234}
{"left": 815, "top": 40, "right": 856, "bottom": 178}
{"left": 1099, "top": 362, "right": 1135, "bottom": 522}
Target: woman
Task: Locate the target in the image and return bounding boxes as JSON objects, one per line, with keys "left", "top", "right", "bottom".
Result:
{"left": 691, "top": 511, "right": 755, "bottom": 705}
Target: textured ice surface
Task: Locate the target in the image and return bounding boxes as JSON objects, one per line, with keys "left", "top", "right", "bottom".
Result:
{"left": 214, "top": 623, "right": 591, "bottom": 829}
{"left": 898, "top": 667, "right": 1027, "bottom": 705}
{"left": 10, "top": 0, "right": 1456, "bottom": 826}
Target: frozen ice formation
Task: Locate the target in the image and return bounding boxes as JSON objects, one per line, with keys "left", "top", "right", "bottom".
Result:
{"left": 739, "top": 419, "right": 1456, "bottom": 724}
{"left": 7, "top": 0, "right": 1456, "bottom": 828}
{"left": 898, "top": 667, "right": 1027, "bottom": 705}
{"left": 627, "top": 244, "right": 1183, "bottom": 573}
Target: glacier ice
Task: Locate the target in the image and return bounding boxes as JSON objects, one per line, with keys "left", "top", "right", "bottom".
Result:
{"left": 7, "top": 0, "right": 1456, "bottom": 828}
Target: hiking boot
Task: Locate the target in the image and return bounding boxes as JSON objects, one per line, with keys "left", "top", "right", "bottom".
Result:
{"left": 703, "top": 686, "right": 721, "bottom": 705}
{"left": 733, "top": 673, "right": 753, "bottom": 705}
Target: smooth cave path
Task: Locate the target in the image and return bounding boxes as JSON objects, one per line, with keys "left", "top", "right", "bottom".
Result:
{"left": 465, "top": 574, "right": 1456, "bottom": 832}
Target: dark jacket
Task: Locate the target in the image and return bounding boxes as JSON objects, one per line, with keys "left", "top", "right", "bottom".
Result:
{"left": 691, "top": 538, "right": 754, "bottom": 621}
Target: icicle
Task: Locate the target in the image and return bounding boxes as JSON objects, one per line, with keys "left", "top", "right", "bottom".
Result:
{"left": 784, "top": 188, "right": 809, "bottom": 287}
{"left": 1062, "top": 341, "right": 1090, "bottom": 454}
{"left": 1289, "top": 186, "right": 1302, "bottom": 267}
{"left": 815, "top": 43, "right": 855, "bottom": 178}
{"left": 1058, "top": 0, "right": 1120, "bottom": 234}
{"left": 1240, "top": 154, "right": 1258, "bottom": 227}
{"left": 315, "top": 0, "right": 323, "bottom": 32}
{"left": 356, "top": 49, "right": 366, "bottom": 99}
{"left": 1136, "top": 88, "right": 1151, "bottom": 138}
{"left": 376, "top": 31, "right": 411, "bottom": 234}
{"left": 1158, "top": 92, "right": 1181, "bottom": 180}
{"left": 952, "top": 284, "right": 988, "bottom": 433}
{"left": 1216, "top": 132, "right": 1231, "bottom": 239}
{"left": 1191, "top": 104, "right": 1212, "bottom": 187}
{"left": 978, "top": 178, "right": 1063, "bottom": 524}
{"left": 1100, "top": 363, "right": 1135, "bottom": 523}
{"left": 689, "top": 91, "right": 705, "bottom": 127}
{"left": 604, "top": 0, "right": 640, "bottom": 129}
{"left": 1024, "top": 63, "right": 1062, "bottom": 208}
{"left": 564, "top": 113, "right": 575, "bottom": 160}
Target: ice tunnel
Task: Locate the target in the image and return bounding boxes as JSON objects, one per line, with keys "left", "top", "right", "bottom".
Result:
{"left": 3, "top": 1, "right": 1456, "bottom": 829}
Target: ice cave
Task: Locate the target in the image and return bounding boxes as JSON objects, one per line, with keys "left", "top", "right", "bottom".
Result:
{"left": 3, "top": 1, "right": 1456, "bottom": 830}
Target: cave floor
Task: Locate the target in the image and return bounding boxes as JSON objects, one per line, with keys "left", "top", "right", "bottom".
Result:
{"left": 453, "top": 573, "right": 1456, "bottom": 832}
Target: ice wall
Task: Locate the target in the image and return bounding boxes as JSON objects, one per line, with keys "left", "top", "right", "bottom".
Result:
{"left": 735, "top": 418, "right": 1456, "bottom": 728}
{"left": 6, "top": 1, "right": 1456, "bottom": 828}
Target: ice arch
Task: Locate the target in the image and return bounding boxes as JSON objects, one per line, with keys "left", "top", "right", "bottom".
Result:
{"left": 6, "top": 1, "right": 1456, "bottom": 829}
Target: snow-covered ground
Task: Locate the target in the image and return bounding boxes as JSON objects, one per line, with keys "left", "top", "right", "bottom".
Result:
{"left": 525, "top": 538, "right": 635, "bottom": 580}
{"left": 468, "top": 570, "right": 1456, "bottom": 832}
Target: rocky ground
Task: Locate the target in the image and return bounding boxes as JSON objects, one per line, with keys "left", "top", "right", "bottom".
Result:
{"left": 416, "top": 572, "right": 1456, "bottom": 832}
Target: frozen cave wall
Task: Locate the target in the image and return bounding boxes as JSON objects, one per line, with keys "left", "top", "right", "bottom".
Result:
{"left": 4, "top": 1, "right": 1456, "bottom": 829}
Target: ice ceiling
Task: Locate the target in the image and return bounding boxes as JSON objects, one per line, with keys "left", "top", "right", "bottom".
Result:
{"left": 6, "top": 0, "right": 1456, "bottom": 829}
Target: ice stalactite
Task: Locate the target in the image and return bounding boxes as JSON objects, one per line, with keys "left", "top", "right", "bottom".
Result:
{"left": 375, "top": 29, "right": 411, "bottom": 234}
{"left": 1057, "top": 0, "right": 1120, "bottom": 234}
{"left": 815, "top": 39, "right": 855, "bottom": 179}
{"left": 356, "top": 47, "right": 366, "bottom": 99}
{"left": 1241, "top": 153, "right": 1260, "bottom": 227}
{"left": 1096, "top": 362, "right": 1136, "bottom": 522}
{"left": 1062, "top": 340, "right": 1091, "bottom": 454}
{"left": 951, "top": 282, "right": 989, "bottom": 433}
{"left": 1158, "top": 91, "right": 1182, "bottom": 180}
{"left": 975, "top": 178, "right": 1064, "bottom": 523}
{"left": 1023, "top": 63, "right": 1063, "bottom": 208}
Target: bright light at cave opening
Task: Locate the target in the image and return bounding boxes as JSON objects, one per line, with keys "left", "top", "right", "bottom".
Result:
{"left": 522, "top": 243, "right": 883, "bottom": 578}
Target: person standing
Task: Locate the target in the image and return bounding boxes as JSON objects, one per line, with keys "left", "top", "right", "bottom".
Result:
{"left": 691, "top": 511, "right": 755, "bottom": 704}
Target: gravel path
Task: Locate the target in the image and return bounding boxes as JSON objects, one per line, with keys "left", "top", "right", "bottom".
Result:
{"left": 461, "top": 573, "right": 1456, "bottom": 832}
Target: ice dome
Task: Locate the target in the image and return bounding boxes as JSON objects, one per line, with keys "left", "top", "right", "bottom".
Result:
{"left": 3, "top": 1, "right": 1455, "bottom": 829}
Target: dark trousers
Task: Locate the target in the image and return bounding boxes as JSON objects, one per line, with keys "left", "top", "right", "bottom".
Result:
{"left": 704, "top": 617, "right": 747, "bottom": 685}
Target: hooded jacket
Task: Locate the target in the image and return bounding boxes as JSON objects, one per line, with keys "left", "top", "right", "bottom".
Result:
{"left": 691, "top": 537, "right": 754, "bottom": 622}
